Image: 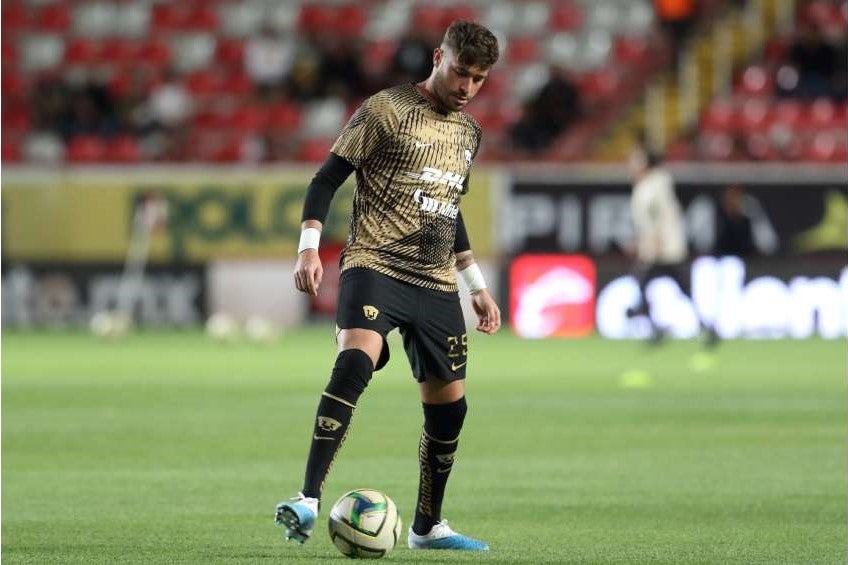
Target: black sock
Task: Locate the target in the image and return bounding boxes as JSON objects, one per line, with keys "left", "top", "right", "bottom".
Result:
{"left": 301, "top": 349, "right": 373, "bottom": 499}
{"left": 412, "top": 397, "right": 467, "bottom": 535}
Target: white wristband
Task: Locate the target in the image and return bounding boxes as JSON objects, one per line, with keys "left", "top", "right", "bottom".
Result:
{"left": 458, "top": 263, "right": 487, "bottom": 294}
{"left": 297, "top": 227, "right": 321, "bottom": 253}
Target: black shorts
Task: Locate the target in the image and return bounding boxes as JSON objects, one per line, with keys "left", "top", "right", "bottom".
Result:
{"left": 335, "top": 267, "right": 467, "bottom": 382}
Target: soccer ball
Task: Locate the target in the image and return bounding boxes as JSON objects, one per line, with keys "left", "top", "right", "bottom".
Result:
{"left": 328, "top": 489, "right": 402, "bottom": 559}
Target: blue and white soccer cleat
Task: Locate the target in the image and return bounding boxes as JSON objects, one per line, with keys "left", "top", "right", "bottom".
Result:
{"left": 407, "top": 520, "right": 489, "bottom": 551}
{"left": 274, "top": 493, "right": 319, "bottom": 544}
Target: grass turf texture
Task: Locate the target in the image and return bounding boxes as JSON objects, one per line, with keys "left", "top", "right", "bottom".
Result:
{"left": 2, "top": 329, "right": 845, "bottom": 564}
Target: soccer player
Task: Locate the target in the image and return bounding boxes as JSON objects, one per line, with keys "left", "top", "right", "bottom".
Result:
{"left": 275, "top": 21, "right": 501, "bottom": 551}
{"left": 626, "top": 141, "right": 690, "bottom": 343}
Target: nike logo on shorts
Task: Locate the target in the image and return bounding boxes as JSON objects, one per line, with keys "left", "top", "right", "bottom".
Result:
{"left": 451, "top": 361, "right": 467, "bottom": 371}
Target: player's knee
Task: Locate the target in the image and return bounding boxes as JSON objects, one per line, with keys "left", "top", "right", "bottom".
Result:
{"left": 326, "top": 349, "right": 375, "bottom": 402}
{"left": 423, "top": 396, "right": 467, "bottom": 441}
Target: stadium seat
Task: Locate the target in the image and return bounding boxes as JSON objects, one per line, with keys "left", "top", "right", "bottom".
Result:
{"left": 67, "top": 136, "right": 106, "bottom": 163}
{"left": 701, "top": 99, "right": 737, "bottom": 132}
{"left": 511, "top": 2, "right": 548, "bottom": 35}
{"left": 186, "top": 70, "right": 222, "bottom": 97}
{"left": 738, "top": 98, "right": 772, "bottom": 132}
{"left": 34, "top": 3, "right": 70, "bottom": 32}
{"left": 335, "top": 4, "right": 367, "bottom": 37}
{"left": 699, "top": 132, "right": 735, "bottom": 160}
{"left": 2, "top": 38, "right": 18, "bottom": 69}
{"left": 550, "top": 4, "right": 583, "bottom": 31}
{"left": 100, "top": 38, "right": 138, "bottom": 64}
{"left": 2, "top": 139, "right": 23, "bottom": 162}
{"left": 614, "top": 37, "right": 650, "bottom": 66}
{"left": 297, "top": 137, "right": 334, "bottom": 162}
{"left": 219, "top": 1, "right": 264, "bottom": 37}
{"left": 545, "top": 33, "right": 579, "bottom": 68}
{"left": 227, "top": 106, "right": 267, "bottom": 134}
{"left": 219, "top": 72, "right": 252, "bottom": 97}
{"left": 73, "top": 2, "right": 117, "bottom": 38}
{"left": 20, "top": 33, "right": 63, "bottom": 72}
{"left": 2, "top": 2, "right": 29, "bottom": 32}
{"left": 268, "top": 101, "right": 303, "bottom": 131}
{"left": 508, "top": 37, "right": 542, "bottom": 64}
{"left": 577, "top": 68, "right": 622, "bottom": 100}
{"left": 115, "top": 2, "right": 150, "bottom": 38}
{"left": 64, "top": 38, "right": 100, "bottom": 65}
{"left": 138, "top": 38, "right": 171, "bottom": 69}
{"left": 3, "top": 105, "right": 30, "bottom": 134}
{"left": 737, "top": 65, "right": 773, "bottom": 96}
{"left": 151, "top": 4, "right": 185, "bottom": 31}
{"left": 184, "top": 6, "right": 218, "bottom": 31}
{"left": 23, "top": 132, "right": 64, "bottom": 164}
{"left": 171, "top": 33, "right": 216, "bottom": 73}
{"left": 298, "top": 4, "right": 335, "bottom": 34}
{"left": 216, "top": 39, "right": 244, "bottom": 69}
{"left": 104, "top": 135, "right": 141, "bottom": 163}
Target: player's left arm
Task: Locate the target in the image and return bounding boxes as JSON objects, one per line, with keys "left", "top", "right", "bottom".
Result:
{"left": 455, "top": 211, "right": 501, "bottom": 335}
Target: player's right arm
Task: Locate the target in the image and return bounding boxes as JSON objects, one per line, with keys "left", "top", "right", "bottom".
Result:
{"left": 294, "top": 153, "right": 355, "bottom": 296}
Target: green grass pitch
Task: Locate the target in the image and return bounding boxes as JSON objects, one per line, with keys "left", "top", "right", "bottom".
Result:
{"left": 2, "top": 328, "right": 845, "bottom": 563}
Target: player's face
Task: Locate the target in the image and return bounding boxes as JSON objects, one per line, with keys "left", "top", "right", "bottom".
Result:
{"left": 432, "top": 47, "right": 489, "bottom": 111}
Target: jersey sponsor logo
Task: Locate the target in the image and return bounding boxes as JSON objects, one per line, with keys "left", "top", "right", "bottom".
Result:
{"left": 362, "top": 305, "right": 379, "bottom": 320}
{"left": 317, "top": 416, "right": 342, "bottom": 432}
{"left": 413, "top": 189, "right": 459, "bottom": 219}
{"left": 406, "top": 167, "right": 465, "bottom": 191}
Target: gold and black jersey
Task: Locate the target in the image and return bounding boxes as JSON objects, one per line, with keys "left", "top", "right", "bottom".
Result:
{"left": 332, "top": 84, "right": 482, "bottom": 292}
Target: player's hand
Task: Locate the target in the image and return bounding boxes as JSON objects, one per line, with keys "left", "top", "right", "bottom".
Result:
{"left": 294, "top": 249, "right": 323, "bottom": 296}
{"left": 471, "top": 289, "right": 501, "bottom": 335}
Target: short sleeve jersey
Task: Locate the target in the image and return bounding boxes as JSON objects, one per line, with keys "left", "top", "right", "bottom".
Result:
{"left": 331, "top": 84, "right": 482, "bottom": 292}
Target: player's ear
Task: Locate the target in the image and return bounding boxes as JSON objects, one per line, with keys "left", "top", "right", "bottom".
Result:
{"left": 433, "top": 47, "right": 443, "bottom": 69}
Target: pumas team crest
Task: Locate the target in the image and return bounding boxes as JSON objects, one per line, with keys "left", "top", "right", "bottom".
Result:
{"left": 363, "top": 305, "right": 379, "bottom": 320}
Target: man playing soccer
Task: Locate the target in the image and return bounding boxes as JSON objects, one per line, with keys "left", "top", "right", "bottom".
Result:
{"left": 274, "top": 21, "right": 501, "bottom": 551}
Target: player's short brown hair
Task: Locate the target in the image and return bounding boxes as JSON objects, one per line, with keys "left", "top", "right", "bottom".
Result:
{"left": 442, "top": 20, "right": 500, "bottom": 69}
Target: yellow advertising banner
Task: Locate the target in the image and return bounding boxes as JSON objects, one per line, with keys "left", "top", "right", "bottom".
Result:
{"left": 3, "top": 167, "right": 494, "bottom": 261}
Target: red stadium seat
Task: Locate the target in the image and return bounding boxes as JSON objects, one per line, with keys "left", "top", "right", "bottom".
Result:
{"left": 737, "top": 65, "right": 773, "bottom": 96}
{"left": 809, "top": 98, "right": 838, "bottom": 127}
{"left": 805, "top": 131, "right": 847, "bottom": 162}
{"left": 216, "top": 39, "right": 244, "bottom": 69}
{"left": 2, "top": 38, "right": 18, "bottom": 68}
{"left": 577, "top": 68, "right": 622, "bottom": 99}
{"left": 100, "top": 39, "right": 138, "bottom": 64}
{"left": 65, "top": 39, "right": 100, "bottom": 65}
{"left": 701, "top": 100, "right": 737, "bottom": 132}
{"left": 550, "top": 4, "right": 583, "bottom": 31}
{"left": 138, "top": 39, "right": 172, "bottom": 69}
{"left": 2, "top": 2, "right": 28, "bottom": 32}
{"left": 614, "top": 37, "right": 650, "bottom": 66}
{"left": 184, "top": 6, "right": 218, "bottom": 31}
{"left": 227, "top": 106, "right": 267, "bottom": 133}
{"left": 297, "top": 137, "right": 333, "bottom": 162}
{"left": 508, "top": 37, "right": 541, "bottom": 64}
{"left": 335, "top": 4, "right": 367, "bottom": 37}
{"left": 104, "top": 136, "right": 141, "bottom": 163}
{"left": 744, "top": 132, "right": 776, "bottom": 160}
{"left": 186, "top": 70, "right": 221, "bottom": 97}
{"left": 738, "top": 98, "right": 772, "bottom": 132}
{"left": 700, "top": 132, "right": 735, "bottom": 160}
{"left": 2, "top": 139, "right": 22, "bottom": 162}
{"left": 151, "top": 4, "right": 186, "bottom": 31}
{"left": 3, "top": 105, "right": 31, "bottom": 134}
{"left": 412, "top": 5, "right": 450, "bottom": 34}
{"left": 772, "top": 99, "right": 803, "bottom": 127}
{"left": 193, "top": 109, "right": 229, "bottom": 131}
{"left": 298, "top": 4, "right": 334, "bottom": 34}
{"left": 67, "top": 136, "right": 106, "bottom": 163}
{"left": 268, "top": 102, "right": 302, "bottom": 131}
{"left": 34, "top": 3, "right": 70, "bottom": 32}
{"left": 219, "top": 73, "right": 252, "bottom": 96}
{"left": 2, "top": 71, "right": 27, "bottom": 99}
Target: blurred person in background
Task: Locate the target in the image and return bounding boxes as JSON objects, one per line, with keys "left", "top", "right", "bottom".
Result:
{"left": 245, "top": 24, "right": 295, "bottom": 100}
{"left": 391, "top": 29, "right": 437, "bottom": 84}
{"left": 509, "top": 66, "right": 582, "bottom": 153}
{"left": 654, "top": 0, "right": 697, "bottom": 66}
{"left": 626, "top": 139, "right": 714, "bottom": 346}
{"left": 319, "top": 38, "right": 367, "bottom": 101}
{"left": 781, "top": 18, "right": 840, "bottom": 99}
{"left": 715, "top": 185, "right": 755, "bottom": 258}
{"left": 275, "top": 20, "right": 501, "bottom": 552}
{"left": 145, "top": 68, "right": 192, "bottom": 160}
